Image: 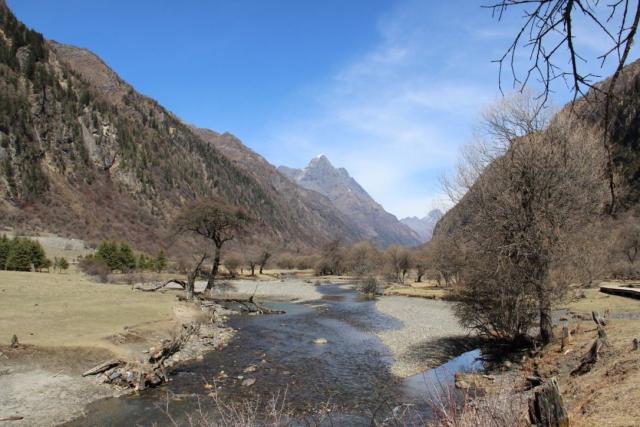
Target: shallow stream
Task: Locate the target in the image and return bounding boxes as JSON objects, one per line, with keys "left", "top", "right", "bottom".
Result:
{"left": 65, "top": 285, "right": 481, "bottom": 426}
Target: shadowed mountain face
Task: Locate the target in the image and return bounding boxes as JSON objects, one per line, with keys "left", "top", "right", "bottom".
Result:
{"left": 279, "top": 156, "right": 421, "bottom": 247}
{"left": 0, "top": 2, "right": 373, "bottom": 251}
{"left": 433, "top": 59, "right": 640, "bottom": 242}
{"left": 400, "top": 209, "right": 444, "bottom": 243}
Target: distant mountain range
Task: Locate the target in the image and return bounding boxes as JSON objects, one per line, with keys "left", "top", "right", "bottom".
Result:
{"left": 0, "top": 1, "right": 420, "bottom": 251}
{"left": 279, "top": 156, "right": 421, "bottom": 247}
{"left": 400, "top": 209, "right": 444, "bottom": 243}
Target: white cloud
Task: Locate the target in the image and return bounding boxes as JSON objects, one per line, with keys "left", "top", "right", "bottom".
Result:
{"left": 262, "top": 1, "right": 500, "bottom": 218}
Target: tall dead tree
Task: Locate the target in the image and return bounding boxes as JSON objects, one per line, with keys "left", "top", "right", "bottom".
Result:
{"left": 173, "top": 198, "right": 251, "bottom": 295}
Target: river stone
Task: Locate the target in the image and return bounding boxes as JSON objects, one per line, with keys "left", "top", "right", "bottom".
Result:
{"left": 243, "top": 365, "right": 257, "bottom": 373}
{"left": 313, "top": 338, "right": 328, "bottom": 344}
{"left": 241, "top": 378, "right": 256, "bottom": 387}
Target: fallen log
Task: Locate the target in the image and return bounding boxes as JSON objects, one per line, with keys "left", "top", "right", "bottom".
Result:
{"left": 136, "top": 279, "right": 187, "bottom": 292}
{"left": 0, "top": 416, "right": 24, "bottom": 421}
{"left": 148, "top": 323, "right": 198, "bottom": 364}
{"left": 82, "top": 359, "right": 124, "bottom": 377}
{"left": 202, "top": 295, "right": 285, "bottom": 315}
{"left": 83, "top": 323, "right": 198, "bottom": 390}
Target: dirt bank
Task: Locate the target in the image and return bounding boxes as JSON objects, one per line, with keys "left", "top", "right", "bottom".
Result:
{"left": 0, "top": 271, "right": 234, "bottom": 425}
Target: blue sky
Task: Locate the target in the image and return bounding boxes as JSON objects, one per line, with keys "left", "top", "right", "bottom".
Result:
{"left": 9, "top": 0, "right": 638, "bottom": 218}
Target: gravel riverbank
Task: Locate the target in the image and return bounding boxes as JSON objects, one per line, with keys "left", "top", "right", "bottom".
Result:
{"left": 195, "top": 279, "right": 323, "bottom": 302}
{"left": 375, "top": 296, "right": 469, "bottom": 377}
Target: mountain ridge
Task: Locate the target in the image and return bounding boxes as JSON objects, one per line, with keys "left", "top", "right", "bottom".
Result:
{"left": 0, "top": 2, "right": 373, "bottom": 251}
{"left": 278, "top": 156, "right": 421, "bottom": 247}
{"left": 400, "top": 209, "right": 444, "bottom": 243}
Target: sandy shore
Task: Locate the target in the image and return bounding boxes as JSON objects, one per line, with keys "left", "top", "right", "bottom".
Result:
{"left": 375, "top": 296, "right": 469, "bottom": 377}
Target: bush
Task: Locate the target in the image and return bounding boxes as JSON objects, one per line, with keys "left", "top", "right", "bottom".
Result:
{"left": 356, "top": 276, "right": 382, "bottom": 296}
{"left": 2, "top": 236, "right": 48, "bottom": 271}
{"left": 78, "top": 254, "right": 110, "bottom": 283}
{"left": 94, "top": 240, "right": 138, "bottom": 272}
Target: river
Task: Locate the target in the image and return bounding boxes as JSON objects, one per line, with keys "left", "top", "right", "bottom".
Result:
{"left": 64, "top": 284, "right": 481, "bottom": 426}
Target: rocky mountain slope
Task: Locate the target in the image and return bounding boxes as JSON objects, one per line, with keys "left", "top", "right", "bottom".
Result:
{"left": 279, "top": 156, "right": 420, "bottom": 247}
{"left": 0, "top": 1, "right": 372, "bottom": 251}
{"left": 400, "top": 209, "right": 443, "bottom": 243}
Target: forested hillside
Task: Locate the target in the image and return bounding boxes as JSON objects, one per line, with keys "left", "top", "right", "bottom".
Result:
{"left": 0, "top": 1, "right": 370, "bottom": 252}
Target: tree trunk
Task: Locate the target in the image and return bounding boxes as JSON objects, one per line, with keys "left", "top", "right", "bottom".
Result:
{"left": 539, "top": 291, "right": 554, "bottom": 345}
{"left": 205, "top": 244, "right": 222, "bottom": 294}
{"left": 259, "top": 265, "right": 264, "bottom": 274}
{"left": 528, "top": 377, "right": 569, "bottom": 427}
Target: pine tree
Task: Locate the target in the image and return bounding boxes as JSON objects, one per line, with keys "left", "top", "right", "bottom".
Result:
{"left": 95, "top": 240, "right": 119, "bottom": 270}
{"left": 0, "top": 235, "right": 9, "bottom": 269}
{"left": 154, "top": 250, "right": 167, "bottom": 273}
{"left": 118, "top": 242, "right": 136, "bottom": 273}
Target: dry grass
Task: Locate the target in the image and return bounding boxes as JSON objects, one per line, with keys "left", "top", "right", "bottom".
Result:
{"left": 515, "top": 287, "right": 640, "bottom": 427}
{"left": 385, "top": 281, "right": 447, "bottom": 299}
{"left": 0, "top": 270, "right": 178, "bottom": 356}
{"left": 565, "top": 285, "right": 640, "bottom": 315}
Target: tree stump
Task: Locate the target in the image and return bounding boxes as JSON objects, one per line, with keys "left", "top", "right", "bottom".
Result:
{"left": 529, "top": 378, "right": 569, "bottom": 427}
{"left": 10, "top": 334, "right": 18, "bottom": 348}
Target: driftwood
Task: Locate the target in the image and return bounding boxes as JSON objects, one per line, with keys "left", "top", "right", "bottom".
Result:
{"left": 0, "top": 416, "right": 24, "bottom": 421}
{"left": 202, "top": 294, "right": 285, "bottom": 315}
{"left": 82, "top": 359, "right": 124, "bottom": 377}
{"left": 571, "top": 311, "right": 608, "bottom": 376}
{"left": 528, "top": 377, "right": 569, "bottom": 427}
{"left": 82, "top": 323, "right": 198, "bottom": 390}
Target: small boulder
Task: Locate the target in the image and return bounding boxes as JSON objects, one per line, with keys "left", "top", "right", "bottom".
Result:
{"left": 241, "top": 378, "right": 256, "bottom": 387}
{"left": 313, "top": 338, "right": 328, "bottom": 345}
{"left": 243, "top": 365, "right": 257, "bottom": 373}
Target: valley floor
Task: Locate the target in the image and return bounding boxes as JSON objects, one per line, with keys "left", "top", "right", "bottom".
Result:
{"left": 0, "top": 270, "right": 233, "bottom": 426}
{"left": 0, "top": 270, "right": 471, "bottom": 425}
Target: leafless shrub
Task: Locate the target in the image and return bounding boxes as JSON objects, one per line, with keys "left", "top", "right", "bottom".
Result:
{"left": 159, "top": 388, "right": 336, "bottom": 427}
{"left": 223, "top": 254, "right": 243, "bottom": 278}
{"left": 356, "top": 276, "right": 382, "bottom": 296}
{"left": 78, "top": 255, "right": 110, "bottom": 283}
{"left": 427, "top": 382, "right": 528, "bottom": 427}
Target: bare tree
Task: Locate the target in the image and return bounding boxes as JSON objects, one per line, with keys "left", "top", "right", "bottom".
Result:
{"left": 487, "top": 0, "right": 640, "bottom": 213}
{"left": 258, "top": 249, "right": 271, "bottom": 275}
{"left": 223, "top": 253, "right": 243, "bottom": 278}
{"left": 344, "top": 241, "right": 381, "bottom": 278}
{"left": 384, "top": 245, "right": 411, "bottom": 284}
{"left": 315, "top": 239, "right": 344, "bottom": 276}
{"left": 445, "top": 94, "right": 607, "bottom": 343}
{"left": 487, "top": 0, "right": 640, "bottom": 105}
{"left": 173, "top": 198, "right": 251, "bottom": 295}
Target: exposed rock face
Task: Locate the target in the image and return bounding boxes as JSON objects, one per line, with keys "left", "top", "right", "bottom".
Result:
{"left": 400, "top": 209, "right": 444, "bottom": 243}
{"left": 279, "top": 156, "right": 420, "bottom": 247}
